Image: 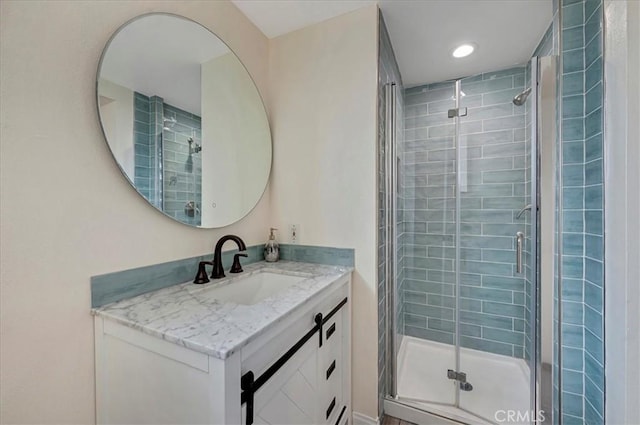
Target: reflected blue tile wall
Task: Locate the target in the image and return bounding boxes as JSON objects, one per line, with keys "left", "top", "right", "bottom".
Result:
{"left": 162, "top": 103, "right": 202, "bottom": 226}
{"left": 133, "top": 93, "right": 202, "bottom": 224}
{"left": 134, "top": 92, "right": 153, "bottom": 202}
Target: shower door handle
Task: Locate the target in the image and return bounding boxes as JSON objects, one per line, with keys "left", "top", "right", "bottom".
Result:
{"left": 515, "top": 232, "right": 524, "bottom": 274}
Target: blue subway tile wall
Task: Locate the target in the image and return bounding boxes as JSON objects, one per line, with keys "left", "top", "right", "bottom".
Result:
{"left": 402, "top": 66, "right": 529, "bottom": 358}
{"left": 377, "top": 12, "right": 405, "bottom": 418}
{"left": 560, "top": 0, "right": 604, "bottom": 423}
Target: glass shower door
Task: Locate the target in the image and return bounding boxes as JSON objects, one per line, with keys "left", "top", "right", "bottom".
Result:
{"left": 391, "top": 61, "right": 539, "bottom": 425}
{"left": 455, "top": 63, "right": 537, "bottom": 423}
{"left": 396, "top": 81, "right": 459, "bottom": 409}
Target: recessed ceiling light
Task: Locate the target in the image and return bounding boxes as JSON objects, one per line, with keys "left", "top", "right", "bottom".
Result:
{"left": 452, "top": 44, "right": 475, "bottom": 58}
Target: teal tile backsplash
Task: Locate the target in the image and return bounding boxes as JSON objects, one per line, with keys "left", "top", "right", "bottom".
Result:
{"left": 279, "top": 244, "right": 354, "bottom": 267}
{"left": 91, "top": 245, "right": 263, "bottom": 308}
{"left": 91, "top": 244, "right": 354, "bottom": 308}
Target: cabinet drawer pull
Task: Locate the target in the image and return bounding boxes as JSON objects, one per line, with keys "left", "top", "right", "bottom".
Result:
{"left": 326, "top": 323, "right": 336, "bottom": 340}
{"left": 335, "top": 406, "right": 347, "bottom": 425}
{"left": 326, "top": 397, "right": 336, "bottom": 419}
{"left": 326, "top": 360, "right": 336, "bottom": 380}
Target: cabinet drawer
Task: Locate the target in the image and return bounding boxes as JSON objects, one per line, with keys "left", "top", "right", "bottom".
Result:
{"left": 324, "top": 400, "right": 348, "bottom": 425}
{"left": 318, "top": 298, "right": 346, "bottom": 422}
{"left": 319, "top": 339, "right": 343, "bottom": 424}
{"left": 320, "top": 309, "right": 344, "bottom": 365}
{"left": 322, "top": 311, "right": 343, "bottom": 347}
{"left": 335, "top": 405, "right": 349, "bottom": 425}
{"left": 321, "top": 356, "right": 342, "bottom": 408}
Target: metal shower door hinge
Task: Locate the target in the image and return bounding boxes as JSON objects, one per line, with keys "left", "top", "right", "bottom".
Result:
{"left": 447, "top": 369, "right": 474, "bottom": 391}
{"left": 447, "top": 107, "right": 468, "bottom": 118}
{"left": 447, "top": 369, "right": 467, "bottom": 382}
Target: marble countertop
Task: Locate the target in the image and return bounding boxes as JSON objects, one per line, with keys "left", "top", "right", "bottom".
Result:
{"left": 92, "top": 261, "right": 351, "bottom": 360}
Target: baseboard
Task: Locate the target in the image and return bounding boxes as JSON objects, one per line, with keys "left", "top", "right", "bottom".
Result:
{"left": 352, "top": 411, "right": 380, "bottom": 425}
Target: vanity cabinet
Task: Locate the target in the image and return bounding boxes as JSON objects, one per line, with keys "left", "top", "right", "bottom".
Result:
{"left": 242, "top": 295, "right": 349, "bottom": 425}
{"left": 94, "top": 275, "right": 350, "bottom": 425}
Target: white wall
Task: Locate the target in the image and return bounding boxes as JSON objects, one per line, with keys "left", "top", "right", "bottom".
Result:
{"left": 201, "top": 53, "right": 272, "bottom": 227}
{"left": 0, "top": 1, "right": 270, "bottom": 423}
{"left": 267, "top": 5, "right": 380, "bottom": 419}
{"left": 604, "top": 0, "right": 640, "bottom": 423}
{"left": 97, "top": 79, "right": 135, "bottom": 179}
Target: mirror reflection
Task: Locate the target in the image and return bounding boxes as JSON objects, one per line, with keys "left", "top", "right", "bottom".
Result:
{"left": 97, "top": 14, "right": 271, "bottom": 228}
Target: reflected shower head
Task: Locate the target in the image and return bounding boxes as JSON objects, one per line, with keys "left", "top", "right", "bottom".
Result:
{"left": 188, "top": 137, "right": 202, "bottom": 154}
{"left": 513, "top": 87, "right": 532, "bottom": 106}
{"left": 163, "top": 116, "right": 176, "bottom": 131}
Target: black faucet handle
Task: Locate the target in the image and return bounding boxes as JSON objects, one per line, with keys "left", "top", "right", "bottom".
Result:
{"left": 194, "top": 261, "right": 212, "bottom": 284}
{"left": 230, "top": 253, "right": 248, "bottom": 274}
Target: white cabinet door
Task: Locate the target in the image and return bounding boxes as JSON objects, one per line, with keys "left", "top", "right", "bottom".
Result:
{"left": 243, "top": 334, "right": 320, "bottom": 425}
{"left": 242, "top": 294, "right": 350, "bottom": 425}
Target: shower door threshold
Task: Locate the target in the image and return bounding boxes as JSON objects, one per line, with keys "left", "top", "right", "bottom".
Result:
{"left": 384, "top": 397, "right": 488, "bottom": 425}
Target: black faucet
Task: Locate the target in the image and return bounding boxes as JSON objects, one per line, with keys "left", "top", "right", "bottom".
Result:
{"left": 211, "top": 235, "right": 247, "bottom": 279}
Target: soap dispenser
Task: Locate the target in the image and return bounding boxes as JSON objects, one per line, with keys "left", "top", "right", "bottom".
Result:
{"left": 264, "top": 228, "right": 280, "bottom": 262}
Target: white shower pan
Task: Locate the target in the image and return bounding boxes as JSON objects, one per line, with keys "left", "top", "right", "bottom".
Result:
{"left": 394, "top": 336, "right": 531, "bottom": 425}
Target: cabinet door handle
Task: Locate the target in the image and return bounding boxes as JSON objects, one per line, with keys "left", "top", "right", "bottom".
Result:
{"left": 326, "top": 323, "right": 336, "bottom": 340}
{"left": 326, "top": 360, "right": 336, "bottom": 380}
{"left": 315, "top": 313, "right": 323, "bottom": 347}
{"left": 326, "top": 397, "right": 336, "bottom": 419}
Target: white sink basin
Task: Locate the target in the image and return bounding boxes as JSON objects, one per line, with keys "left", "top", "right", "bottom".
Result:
{"left": 208, "top": 271, "right": 310, "bottom": 305}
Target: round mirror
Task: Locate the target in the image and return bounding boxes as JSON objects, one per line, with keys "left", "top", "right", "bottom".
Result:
{"left": 97, "top": 13, "right": 272, "bottom": 228}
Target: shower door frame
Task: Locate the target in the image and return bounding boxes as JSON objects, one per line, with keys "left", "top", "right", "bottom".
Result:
{"left": 384, "top": 57, "right": 544, "bottom": 423}
{"left": 384, "top": 82, "right": 399, "bottom": 399}
{"left": 528, "top": 57, "right": 541, "bottom": 423}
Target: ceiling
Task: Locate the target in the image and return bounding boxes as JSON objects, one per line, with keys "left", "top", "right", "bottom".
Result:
{"left": 232, "top": 0, "right": 553, "bottom": 87}
{"left": 100, "top": 15, "right": 230, "bottom": 115}
{"left": 232, "top": 0, "right": 376, "bottom": 38}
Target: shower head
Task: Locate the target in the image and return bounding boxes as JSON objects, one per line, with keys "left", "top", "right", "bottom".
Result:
{"left": 513, "top": 87, "right": 532, "bottom": 106}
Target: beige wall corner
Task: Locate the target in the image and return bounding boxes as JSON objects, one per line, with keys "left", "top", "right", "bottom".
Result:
{"left": 604, "top": 1, "right": 640, "bottom": 423}
{"left": 267, "top": 4, "right": 380, "bottom": 419}
{"left": 0, "top": 1, "right": 269, "bottom": 423}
